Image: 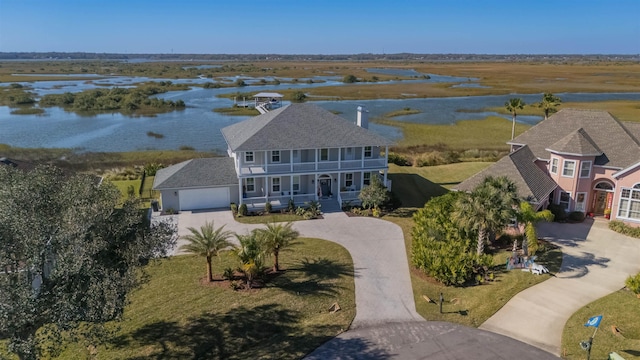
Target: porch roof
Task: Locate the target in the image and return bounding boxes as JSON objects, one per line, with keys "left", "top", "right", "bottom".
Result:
{"left": 221, "top": 103, "right": 393, "bottom": 152}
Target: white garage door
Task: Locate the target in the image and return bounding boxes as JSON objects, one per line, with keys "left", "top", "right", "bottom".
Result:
{"left": 179, "top": 187, "right": 230, "bottom": 210}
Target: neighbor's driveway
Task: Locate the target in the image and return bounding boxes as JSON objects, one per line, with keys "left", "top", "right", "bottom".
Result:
{"left": 480, "top": 219, "right": 640, "bottom": 355}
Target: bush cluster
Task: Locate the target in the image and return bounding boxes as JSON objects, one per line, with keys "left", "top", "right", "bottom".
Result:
{"left": 387, "top": 152, "right": 411, "bottom": 166}
{"left": 609, "top": 220, "right": 640, "bottom": 238}
{"left": 547, "top": 203, "right": 567, "bottom": 222}
{"left": 626, "top": 272, "right": 640, "bottom": 294}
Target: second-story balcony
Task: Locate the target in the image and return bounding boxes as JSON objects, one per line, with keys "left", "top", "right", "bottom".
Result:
{"left": 239, "top": 158, "right": 387, "bottom": 175}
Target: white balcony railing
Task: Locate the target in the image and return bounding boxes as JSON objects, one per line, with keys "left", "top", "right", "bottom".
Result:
{"left": 240, "top": 158, "right": 387, "bottom": 175}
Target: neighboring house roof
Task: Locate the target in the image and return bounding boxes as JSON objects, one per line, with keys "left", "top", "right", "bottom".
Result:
{"left": 254, "top": 92, "right": 283, "bottom": 98}
{"left": 508, "top": 109, "right": 640, "bottom": 168}
{"left": 545, "top": 128, "right": 603, "bottom": 157}
{"left": 454, "top": 145, "right": 557, "bottom": 204}
{"left": 153, "top": 158, "right": 237, "bottom": 190}
{"left": 221, "top": 103, "right": 393, "bottom": 151}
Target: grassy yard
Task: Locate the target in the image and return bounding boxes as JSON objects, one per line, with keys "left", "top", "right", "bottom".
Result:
{"left": 562, "top": 289, "right": 640, "bottom": 359}
{"left": 385, "top": 163, "right": 563, "bottom": 328}
{"left": 2, "top": 238, "right": 355, "bottom": 360}
{"left": 108, "top": 176, "right": 159, "bottom": 208}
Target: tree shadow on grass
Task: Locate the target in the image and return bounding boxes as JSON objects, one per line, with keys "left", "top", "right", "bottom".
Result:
{"left": 270, "top": 257, "right": 353, "bottom": 296}
{"left": 113, "top": 304, "right": 345, "bottom": 359}
{"left": 388, "top": 173, "right": 448, "bottom": 208}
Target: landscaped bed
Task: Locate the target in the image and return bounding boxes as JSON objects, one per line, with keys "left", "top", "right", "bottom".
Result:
{"left": 0, "top": 238, "right": 355, "bottom": 359}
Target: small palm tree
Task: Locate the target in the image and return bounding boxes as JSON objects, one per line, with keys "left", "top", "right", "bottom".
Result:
{"left": 180, "top": 221, "right": 234, "bottom": 282}
{"left": 537, "top": 92, "right": 562, "bottom": 120}
{"left": 505, "top": 98, "right": 526, "bottom": 141}
{"left": 517, "top": 202, "right": 554, "bottom": 256}
{"left": 255, "top": 222, "right": 300, "bottom": 272}
{"left": 235, "top": 232, "right": 265, "bottom": 288}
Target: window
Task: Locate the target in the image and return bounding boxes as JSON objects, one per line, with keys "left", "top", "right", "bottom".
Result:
{"left": 245, "top": 178, "right": 255, "bottom": 192}
{"left": 292, "top": 176, "right": 300, "bottom": 192}
{"left": 575, "top": 192, "right": 587, "bottom": 212}
{"left": 618, "top": 184, "right": 640, "bottom": 220}
{"left": 345, "top": 173, "right": 354, "bottom": 188}
{"left": 580, "top": 161, "right": 591, "bottom": 178}
{"left": 271, "top": 150, "right": 280, "bottom": 163}
{"left": 550, "top": 158, "right": 558, "bottom": 174}
{"left": 562, "top": 160, "right": 576, "bottom": 177}
{"left": 271, "top": 177, "right": 280, "bottom": 192}
{"left": 245, "top": 151, "right": 254, "bottom": 163}
{"left": 363, "top": 172, "right": 371, "bottom": 186}
{"left": 320, "top": 148, "right": 329, "bottom": 161}
{"left": 559, "top": 191, "right": 571, "bottom": 211}
{"left": 364, "top": 146, "right": 372, "bottom": 158}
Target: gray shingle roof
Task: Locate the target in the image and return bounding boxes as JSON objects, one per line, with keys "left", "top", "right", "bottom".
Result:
{"left": 221, "top": 103, "right": 393, "bottom": 151}
{"left": 153, "top": 157, "right": 237, "bottom": 190}
{"left": 454, "top": 145, "right": 557, "bottom": 203}
{"left": 509, "top": 109, "right": 640, "bottom": 168}
{"left": 546, "top": 128, "right": 603, "bottom": 156}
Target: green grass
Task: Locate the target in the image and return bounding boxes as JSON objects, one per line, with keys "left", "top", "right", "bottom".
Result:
{"left": 9, "top": 107, "right": 45, "bottom": 115}
{"left": 235, "top": 213, "right": 306, "bottom": 224}
{"left": 10, "top": 238, "right": 355, "bottom": 360}
{"left": 562, "top": 289, "right": 640, "bottom": 359}
{"left": 213, "top": 106, "right": 260, "bottom": 116}
{"left": 384, "top": 108, "right": 422, "bottom": 117}
{"left": 377, "top": 116, "right": 530, "bottom": 150}
{"left": 388, "top": 162, "right": 492, "bottom": 208}
{"left": 385, "top": 162, "right": 563, "bottom": 328}
{"left": 108, "top": 176, "right": 159, "bottom": 208}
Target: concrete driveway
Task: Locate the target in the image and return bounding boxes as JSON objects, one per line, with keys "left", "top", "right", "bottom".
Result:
{"left": 480, "top": 219, "right": 640, "bottom": 355}
{"left": 170, "top": 209, "right": 561, "bottom": 359}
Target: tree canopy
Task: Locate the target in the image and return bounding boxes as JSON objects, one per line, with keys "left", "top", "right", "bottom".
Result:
{"left": 0, "top": 166, "right": 176, "bottom": 359}
{"left": 537, "top": 92, "right": 562, "bottom": 120}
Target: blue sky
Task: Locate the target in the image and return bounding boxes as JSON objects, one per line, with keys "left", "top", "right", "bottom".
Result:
{"left": 1, "top": 0, "right": 638, "bottom": 54}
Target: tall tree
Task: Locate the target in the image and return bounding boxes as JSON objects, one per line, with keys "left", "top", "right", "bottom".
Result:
{"left": 505, "top": 98, "right": 526, "bottom": 141}
{"left": 255, "top": 222, "right": 300, "bottom": 272}
{"left": 454, "top": 176, "right": 518, "bottom": 255}
{"left": 0, "top": 166, "right": 176, "bottom": 360}
{"left": 537, "top": 92, "right": 562, "bottom": 120}
{"left": 235, "top": 232, "right": 265, "bottom": 288}
{"left": 179, "top": 221, "right": 234, "bottom": 282}
{"left": 516, "top": 202, "right": 554, "bottom": 256}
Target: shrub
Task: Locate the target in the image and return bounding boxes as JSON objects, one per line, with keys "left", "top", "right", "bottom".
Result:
{"left": 342, "top": 74, "right": 357, "bottom": 83}
{"left": 287, "top": 198, "right": 295, "bottom": 212}
{"left": 609, "top": 220, "right": 640, "bottom": 238}
{"left": 238, "top": 203, "right": 248, "bottom": 217}
{"left": 568, "top": 211, "right": 585, "bottom": 222}
{"left": 625, "top": 273, "right": 640, "bottom": 294}
{"left": 387, "top": 152, "right": 411, "bottom": 166}
{"left": 547, "top": 203, "right": 567, "bottom": 221}
{"left": 291, "top": 91, "right": 306, "bottom": 102}
{"left": 264, "top": 202, "right": 272, "bottom": 213}
{"left": 223, "top": 267, "right": 234, "bottom": 281}
{"left": 230, "top": 202, "right": 238, "bottom": 215}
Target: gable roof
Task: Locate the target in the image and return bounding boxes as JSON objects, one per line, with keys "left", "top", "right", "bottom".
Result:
{"left": 153, "top": 157, "right": 237, "bottom": 190}
{"left": 221, "top": 103, "right": 392, "bottom": 151}
{"left": 508, "top": 109, "right": 640, "bottom": 168}
{"left": 454, "top": 145, "right": 557, "bottom": 204}
{"left": 545, "top": 128, "right": 603, "bottom": 157}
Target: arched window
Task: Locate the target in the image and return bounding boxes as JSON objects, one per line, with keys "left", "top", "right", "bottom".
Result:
{"left": 594, "top": 182, "right": 614, "bottom": 191}
{"left": 618, "top": 184, "right": 640, "bottom": 220}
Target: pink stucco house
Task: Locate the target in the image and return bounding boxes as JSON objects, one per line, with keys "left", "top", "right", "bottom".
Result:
{"left": 456, "top": 109, "right": 640, "bottom": 225}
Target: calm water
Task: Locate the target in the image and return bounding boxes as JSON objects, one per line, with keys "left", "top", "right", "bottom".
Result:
{"left": 1, "top": 73, "right": 640, "bottom": 152}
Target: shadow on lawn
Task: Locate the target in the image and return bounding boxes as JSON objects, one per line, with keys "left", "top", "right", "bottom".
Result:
{"left": 111, "top": 304, "right": 356, "bottom": 359}
{"left": 271, "top": 257, "right": 353, "bottom": 296}
{"left": 388, "top": 173, "right": 448, "bottom": 208}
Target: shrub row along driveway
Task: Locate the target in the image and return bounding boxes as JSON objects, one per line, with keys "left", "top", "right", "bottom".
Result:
{"left": 172, "top": 210, "right": 559, "bottom": 359}
{"left": 480, "top": 219, "right": 640, "bottom": 355}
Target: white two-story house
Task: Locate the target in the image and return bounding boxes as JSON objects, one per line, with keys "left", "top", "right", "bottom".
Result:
{"left": 154, "top": 103, "right": 392, "bottom": 212}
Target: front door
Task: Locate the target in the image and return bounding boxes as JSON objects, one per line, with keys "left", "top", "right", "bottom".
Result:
{"left": 319, "top": 179, "right": 331, "bottom": 197}
{"left": 594, "top": 191, "right": 607, "bottom": 214}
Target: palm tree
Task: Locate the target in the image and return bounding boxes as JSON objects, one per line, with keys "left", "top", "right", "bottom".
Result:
{"left": 235, "top": 232, "right": 265, "bottom": 288}
{"left": 179, "top": 221, "right": 234, "bottom": 282}
{"left": 454, "top": 176, "right": 518, "bottom": 255}
{"left": 255, "top": 222, "right": 300, "bottom": 272}
{"left": 537, "top": 92, "right": 562, "bottom": 120}
{"left": 505, "top": 98, "right": 526, "bottom": 142}
{"left": 517, "top": 201, "right": 554, "bottom": 256}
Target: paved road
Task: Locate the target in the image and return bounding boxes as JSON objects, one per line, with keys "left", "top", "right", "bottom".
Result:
{"left": 480, "top": 219, "right": 640, "bottom": 355}
{"left": 165, "top": 209, "right": 562, "bottom": 359}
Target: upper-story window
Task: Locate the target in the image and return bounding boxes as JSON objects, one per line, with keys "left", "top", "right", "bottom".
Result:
{"left": 245, "top": 151, "right": 254, "bottom": 163}
{"left": 271, "top": 150, "right": 280, "bottom": 163}
{"left": 562, "top": 160, "right": 576, "bottom": 177}
{"left": 550, "top": 158, "right": 558, "bottom": 174}
{"left": 580, "top": 161, "right": 592, "bottom": 178}
{"left": 320, "top": 148, "right": 329, "bottom": 161}
{"left": 364, "top": 146, "right": 373, "bottom": 158}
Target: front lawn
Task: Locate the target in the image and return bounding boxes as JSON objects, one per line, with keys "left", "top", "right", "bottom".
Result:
{"left": 562, "top": 289, "right": 640, "bottom": 359}
{"left": 5, "top": 238, "right": 354, "bottom": 360}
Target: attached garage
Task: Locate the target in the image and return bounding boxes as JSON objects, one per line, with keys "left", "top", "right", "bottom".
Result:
{"left": 153, "top": 157, "right": 239, "bottom": 212}
{"left": 179, "top": 187, "right": 230, "bottom": 210}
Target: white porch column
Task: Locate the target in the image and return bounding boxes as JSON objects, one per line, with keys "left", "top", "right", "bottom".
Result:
{"left": 238, "top": 179, "right": 243, "bottom": 206}
{"left": 338, "top": 147, "right": 342, "bottom": 169}
{"left": 314, "top": 173, "right": 318, "bottom": 201}
{"left": 264, "top": 151, "right": 268, "bottom": 172}
{"left": 385, "top": 146, "right": 389, "bottom": 166}
{"left": 290, "top": 149, "right": 294, "bottom": 172}
{"left": 383, "top": 169, "right": 388, "bottom": 189}
{"left": 264, "top": 176, "right": 269, "bottom": 202}
{"left": 315, "top": 149, "right": 318, "bottom": 170}
{"left": 360, "top": 171, "right": 364, "bottom": 189}
{"left": 290, "top": 175, "right": 293, "bottom": 196}
{"left": 337, "top": 172, "right": 342, "bottom": 205}
{"left": 361, "top": 147, "right": 365, "bottom": 167}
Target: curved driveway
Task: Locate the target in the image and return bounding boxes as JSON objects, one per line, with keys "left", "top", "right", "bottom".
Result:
{"left": 172, "top": 209, "right": 559, "bottom": 359}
